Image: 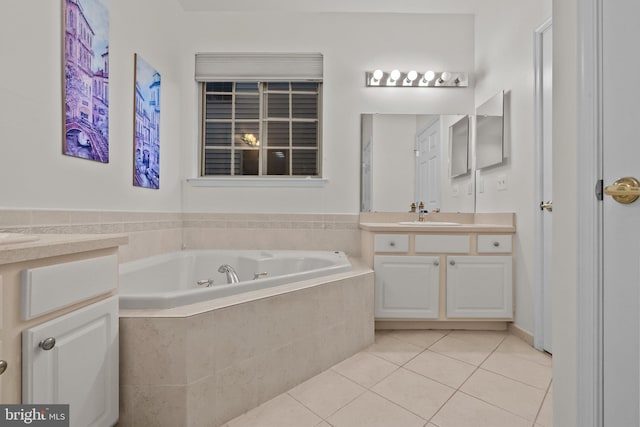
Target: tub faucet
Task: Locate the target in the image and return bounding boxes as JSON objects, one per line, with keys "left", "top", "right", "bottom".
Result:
{"left": 218, "top": 264, "right": 240, "bottom": 284}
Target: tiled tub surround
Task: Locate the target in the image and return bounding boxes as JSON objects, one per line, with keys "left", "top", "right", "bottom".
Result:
{"left": 0, "top": 210, "right": 362, "bottom": 262}
{"left": 119, "top": 264, "right": 374, "bottom": 427}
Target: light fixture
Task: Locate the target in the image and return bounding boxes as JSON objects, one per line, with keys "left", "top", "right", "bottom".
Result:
{"left": 366, "top": 70, "right": 468, "bottom": 87}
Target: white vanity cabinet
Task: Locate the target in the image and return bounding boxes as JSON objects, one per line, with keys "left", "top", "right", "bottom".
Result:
{"left": 446, "top": 255, "right": 513, "bottom": 318}
{"left": 374, "top": 255, "right": 439, "bottom": 318}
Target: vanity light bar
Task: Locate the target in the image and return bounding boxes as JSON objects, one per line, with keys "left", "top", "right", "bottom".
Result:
{"left": 366, "top": 70, "right": 468, "bottom": 87}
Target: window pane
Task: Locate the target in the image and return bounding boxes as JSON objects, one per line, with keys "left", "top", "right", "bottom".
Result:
{"left": 267, "top": 93, "right": 289, "bottom": 118}
{"left": 291, "top": 82, "right": 318, "bottom": 91}
{"left": 204, "top": 122, "right": 232, "bottom": 147}
{"left": 292, "top": 150, "right": 318, "bottom": 175}
{"left": 235, "top": 122, "right": 260, "bottom": 147}
{"left": 236, "top": 82, "right": 258, "bottom": 92}
{"left": 206, "top": 94, "right": 232, "bottom": 119}
{"left": 206, "top": 82, "right": 232, "bottom": 92}
{"left": 292, "top": 122, "right": 317, "bottom": 147}
{"left": 267, "top": 150, "right": 290, "bottom": 175}
{"left": 236, "top": 150, "right": 259, "bottom": 175}
{"left": 235, "top": 95, "right": 259, "bottom": 119}
{"left": 267, "top": 122, "right": 289, "bottom": 147}
{"left": 204, "top": 150, "right": 231, "bottom": 175}
{"left": 267, "top": 82, "right": 289, "bottom": 91}
{"left": 292, "top": 94, "right": 317, "bottom": 119}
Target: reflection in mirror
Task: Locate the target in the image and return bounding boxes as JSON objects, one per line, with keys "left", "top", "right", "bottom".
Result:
{"left": 476, "top": 90, "right": 504, "bottom": 169}
{"left": 361, "top": 114, "right": 475, "bottom": 213}
{"left": 449, "top": 115, "right": 471, "bottom": 178}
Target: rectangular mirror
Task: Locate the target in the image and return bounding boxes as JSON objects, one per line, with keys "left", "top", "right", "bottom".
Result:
{"left": 476, "top": 90, "right": 504, "bottom": 169}
{"left": 361, "top": 114, "right": 475, "bottom": 213}
{"left": 449, "top": 115, "right": 471, "bottom": 177}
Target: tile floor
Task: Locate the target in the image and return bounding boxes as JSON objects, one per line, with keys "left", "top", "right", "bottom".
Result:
{"left": 224, "top": 330, "right": 553, "bottom": 427}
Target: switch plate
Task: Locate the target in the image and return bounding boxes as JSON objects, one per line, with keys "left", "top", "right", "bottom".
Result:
{"left": 477, "top": 179, "right": 485, "bottom": 193}
{"left": 452, "top": 184, "right": 459, "bottom": 197}
{"left": 467, "top": 182, "right": 473, "bottom": 195}
{"left": 497, "top": 175, "right": 507, "bottom": 191}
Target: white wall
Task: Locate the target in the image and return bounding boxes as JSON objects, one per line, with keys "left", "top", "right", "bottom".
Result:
{"left": 0, "top": 0, "right": 184, "bottom": 212}
{"left": 552, "top": 0, "right": 578, "bottom": 424}
{"left": 473, "top": 0, "right": 552, "bottom": 332}
{"left": 179, "top": 12, "right": 475, "bottom": 213}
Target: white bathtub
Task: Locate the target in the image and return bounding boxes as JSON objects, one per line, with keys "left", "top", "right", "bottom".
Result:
{"left": 119, "top": 249, "right": 352, "bottom": 309}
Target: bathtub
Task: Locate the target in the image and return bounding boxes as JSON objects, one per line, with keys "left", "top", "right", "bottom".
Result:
{"left": 119, "top": 249, "right": 352, "bottom": 309}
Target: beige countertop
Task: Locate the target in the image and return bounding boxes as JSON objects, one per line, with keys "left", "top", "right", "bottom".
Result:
{"left": 359, "top": 222, "right": 516, "bottom": 233}
{"left": 0, "top": 233, "right": 129, "bottom": 265}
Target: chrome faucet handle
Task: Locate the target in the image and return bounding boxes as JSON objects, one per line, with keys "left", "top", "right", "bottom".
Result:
{"left": 197, "top": 279, "right": 214, "bottom": 287}
{"left": 253, "top": 272, "right": 268, "bottom": 280}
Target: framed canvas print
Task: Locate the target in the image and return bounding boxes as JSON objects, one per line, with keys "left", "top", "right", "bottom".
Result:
{"left": 62, "top": 0, "right": 110, "bottom": 162}
{"left": 133, "top": 54, "right": 161, "bottom": 189}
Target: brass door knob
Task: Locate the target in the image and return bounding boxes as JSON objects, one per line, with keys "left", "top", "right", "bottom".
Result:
{"left": 0, "top": 360, "right": 7, "bottom": 375}
{"left": 604, "top": 177, "right": 640, "bottom": 204}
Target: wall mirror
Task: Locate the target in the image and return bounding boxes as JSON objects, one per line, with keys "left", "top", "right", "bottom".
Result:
{"left": 475, "top": 90, "right": 504, "bottom": 169}
{"left": 361, "top": 114, "right": 475, "bottom": 213}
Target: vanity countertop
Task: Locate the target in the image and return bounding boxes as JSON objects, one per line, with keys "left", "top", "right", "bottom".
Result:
{"left": 0, "top": 233, "right": 128, "bottom": 266}
{"left": 359, "top": 222, "right": 515, "bottom": 233}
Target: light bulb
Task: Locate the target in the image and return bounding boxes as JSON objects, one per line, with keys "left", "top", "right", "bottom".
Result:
{"left": 407, "top": 70, "right": 417, "bottom": 81}
{"left": 390, "top": 69, "right": 401, "bottom": 81}
{"left": 372, "top": 69, "right": 383, "bottom": 82}
{"left": 423, "top": 70, "right": 435, "bottom": 82}
{"left": 440, "top": 72, "right": 452, "bottom": 82}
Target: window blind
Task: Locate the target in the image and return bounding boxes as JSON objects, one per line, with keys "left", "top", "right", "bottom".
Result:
{"left": 195, "top": 53, "right": 323, "bottom": 82}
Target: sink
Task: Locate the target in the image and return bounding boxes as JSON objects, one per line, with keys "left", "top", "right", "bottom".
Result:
{"left": 0, "top": 232, "right": 40, "bottom": 245}
{"left": 398, "top": 221, "right": 462, "bottom": 226}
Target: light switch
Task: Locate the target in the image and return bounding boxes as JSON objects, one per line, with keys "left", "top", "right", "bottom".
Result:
{"left": 452, "top": 184, "right": 459, "bottom": 197}
{"left": 497, "top": 175, "right": 507, "bottom": 191}
{"left": 477, "top": 179, "right": 485, "bottom": 193}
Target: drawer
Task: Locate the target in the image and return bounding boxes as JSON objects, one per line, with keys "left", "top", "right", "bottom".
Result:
{"left": 415, "top": 235, "right": 470, "bottom": 253}
{"left": 374, "top": 234, "right": 409, "bottom": 253}
{"left": 477, "top": 235, "right": 513, "bottom": 253}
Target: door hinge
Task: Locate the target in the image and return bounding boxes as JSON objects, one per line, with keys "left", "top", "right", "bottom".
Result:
{"left": 595, "top": 179, "right": 604, "bottom": 201}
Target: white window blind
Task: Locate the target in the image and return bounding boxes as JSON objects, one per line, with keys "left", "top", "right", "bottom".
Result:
{"left": 195, "top": 53, "right": 323, "bottom": 82}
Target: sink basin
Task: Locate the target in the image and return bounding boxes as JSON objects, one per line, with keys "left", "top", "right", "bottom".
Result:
{"left": 398, "top": 221, "right": 462, "bottom": 226}
{"left": 0, "top": 232, "right": 40, "bottom": 245}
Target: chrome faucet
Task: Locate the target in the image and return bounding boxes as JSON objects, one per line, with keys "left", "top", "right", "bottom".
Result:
{"left": 218, "top": 264, "right": 240, "bottom": 284}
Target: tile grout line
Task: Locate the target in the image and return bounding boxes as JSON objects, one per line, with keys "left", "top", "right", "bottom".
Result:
{"left": 478, "top": 365, "right": 551, "bottom": 391}
{"left": 531, "top": 378, "right": 553, "bottom": 427}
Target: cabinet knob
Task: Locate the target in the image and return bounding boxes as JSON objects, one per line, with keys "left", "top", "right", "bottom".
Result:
{"left": 493, "top": 241, "right": 500, "bottom": 247}
{"left": 449, "top": 260, "right": 456, "bottom": 266}
{"left": 0, "top": 360, "right": 7, "bottom": 376}
{"left": 389, "top": 242, "right": 395, "bottom": 247}
{"left": 39, "top": 337, "right": 56, "bottom": 351}
{"left": 434, "top": 260, "right": 440, "bottom": 266}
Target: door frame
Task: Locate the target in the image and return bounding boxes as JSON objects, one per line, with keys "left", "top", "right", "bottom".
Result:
{"left": 576, "top": 0, "right": 604, "bottom": 425}
{"left": 533, "top": 17, "right": 553, "bottom": 352}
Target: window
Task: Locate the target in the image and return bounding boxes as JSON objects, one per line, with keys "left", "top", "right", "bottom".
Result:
{"left": 195, "top": 53, "right": 323, "bottom": 178}
{"left": 200, "top": 81, "right": 321, "bottom": 176}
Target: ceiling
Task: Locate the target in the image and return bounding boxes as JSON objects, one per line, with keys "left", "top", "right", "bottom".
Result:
{"left": 175, "top": 0, "right": 482, "bottom": 14}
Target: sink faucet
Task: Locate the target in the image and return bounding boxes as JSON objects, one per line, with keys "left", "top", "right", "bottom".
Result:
{"left": 218, "top": 264, "right": 240, "bottom": 284}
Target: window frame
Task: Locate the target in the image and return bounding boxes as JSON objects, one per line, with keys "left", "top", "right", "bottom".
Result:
{"left": 198, "top": 81, "right": 323, "bottom": 178}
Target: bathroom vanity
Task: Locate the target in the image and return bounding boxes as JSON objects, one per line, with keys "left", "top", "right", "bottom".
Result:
{"left": 360, "top": 212, "right": 515, "bottom": 329}
{"left": 0, "top": 233, "right": 127, "bottom": 425}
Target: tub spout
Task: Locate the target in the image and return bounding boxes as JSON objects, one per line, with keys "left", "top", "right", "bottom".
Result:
{"left": 218, "top": 264, "right": 240, "bottom": 284}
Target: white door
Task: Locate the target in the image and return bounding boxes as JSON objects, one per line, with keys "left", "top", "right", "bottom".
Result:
{"left": 602, "top": 0, "right": 640, "bottom": 424}
{"left": 416, "top": 121, "right": 441, "bottom": 211}
{"left": 374, "top": 255, "right": 440, "bottom": 319}
{"left": 22, "top": 297, "right": 119, "bottom": 427}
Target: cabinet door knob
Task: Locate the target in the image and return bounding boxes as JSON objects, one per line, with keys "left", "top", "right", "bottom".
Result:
{"left": 434, "top": 260, "right": 440, "bottom": 266}
{"left": 389, "top": 242, "right": 395, "bottom": 247}
{"left": 39, "top": 337, "right": 56, "bottom": 351}
{"left": 0, "top": 360, "right": 7, "bottom": 375}
{"left": 449, "top": 260, "right": 456, "bottom": 266}
{"left": 493, "top": 241, "right": 500, "bottom": 247}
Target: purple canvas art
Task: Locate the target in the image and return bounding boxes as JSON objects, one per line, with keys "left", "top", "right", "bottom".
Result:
{"left": 133, "top": 54, "right": 161, "bottom": 189}
{"left": 63, "top": 0, "right": 109, "bottom": 162}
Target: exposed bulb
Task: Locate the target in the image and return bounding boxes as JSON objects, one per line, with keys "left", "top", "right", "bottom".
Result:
{"left": 406, "top": 70, "right": 418, "bottom": 82}
{"left": 439, "top": 71, "right": 452, "bottom": 82}
{"left": 372, "top": 69, "right": 383, "bottom": 82}
{"left": 390, "top": 69, "right": 401, "bottom": 82}
{"left": 422, "top": 70, "right": 435, "bottom": 83}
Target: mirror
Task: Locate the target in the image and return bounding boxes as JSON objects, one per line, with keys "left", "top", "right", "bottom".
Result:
{"left": 475, "top": 90, "right": 504, "bottom": 169}
{"left": 361, "top": 114, "right": 475, "bottom": 213}
{"left": 449, "top": 115, "right": 471, "bottom": 178}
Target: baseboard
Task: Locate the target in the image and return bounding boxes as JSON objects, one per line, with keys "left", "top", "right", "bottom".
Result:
{"left": 507, "top": 322, "right": 534, "bottom": 345}
{"left": 375, "top": 320, "right": 508, "bottom": 331}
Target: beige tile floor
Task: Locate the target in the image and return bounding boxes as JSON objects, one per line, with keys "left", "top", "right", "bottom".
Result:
{"left": 224, "top": 330, "right": 553, "bottom": 427}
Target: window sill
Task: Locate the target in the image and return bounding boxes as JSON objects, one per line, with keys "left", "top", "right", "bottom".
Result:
{"left": 186, "top": 177, "right": 329, "bottom": 188}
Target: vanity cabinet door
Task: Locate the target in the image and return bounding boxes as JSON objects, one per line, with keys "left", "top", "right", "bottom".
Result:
{"left": 374, "top": 256, "right": 440, "bottom": 319}
{"left": 446, "top": 256, "right": 513, "bottom": 319}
